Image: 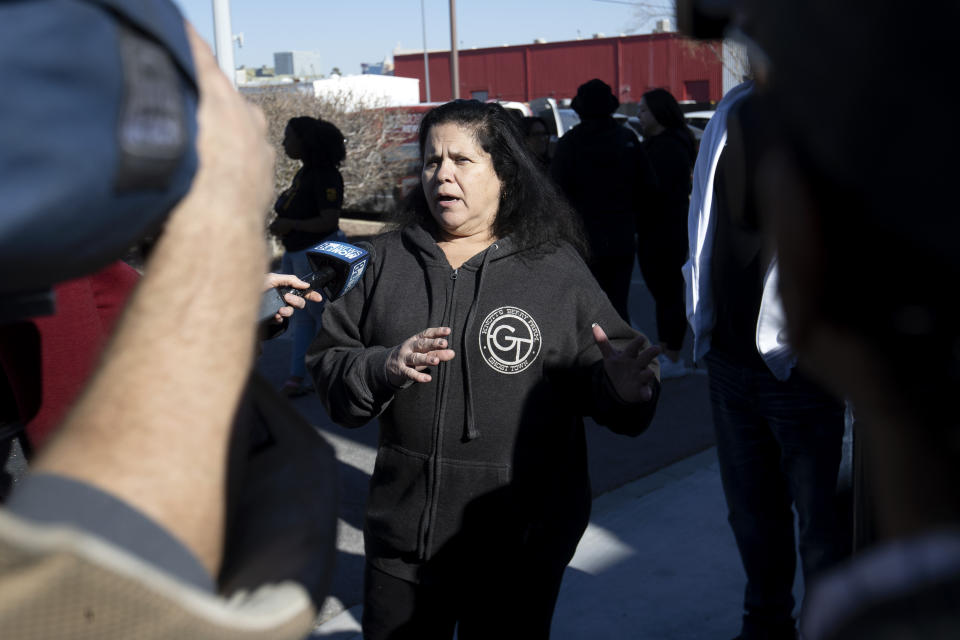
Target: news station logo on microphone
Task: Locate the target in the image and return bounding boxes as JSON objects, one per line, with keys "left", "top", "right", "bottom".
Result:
{"left": 478, "top": 306, "right": 542, "bottom": 374}
{"left": 313, "top": 241, "right": 365, "bottom": 261}
{"left": 306, "top": 240, "right": 371, "bottom": 300}
{"left": 344, "top": 259, "right": 368, "bottom": 295}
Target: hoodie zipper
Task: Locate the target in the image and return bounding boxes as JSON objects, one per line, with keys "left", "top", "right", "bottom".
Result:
{"left": 417, "top": 267, "right": 459, "bottom": 560}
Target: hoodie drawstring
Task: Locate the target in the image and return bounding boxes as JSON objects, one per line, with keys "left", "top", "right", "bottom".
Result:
{"left": 461, "top": 242, "right": 498, "bottom": 441}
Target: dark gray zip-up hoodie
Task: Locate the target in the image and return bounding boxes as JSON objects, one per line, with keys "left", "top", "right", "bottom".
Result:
{"left": 307, "top": 224, "right": 660, "bottom": 583}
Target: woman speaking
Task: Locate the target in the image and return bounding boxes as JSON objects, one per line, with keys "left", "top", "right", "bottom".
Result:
{"left": 309, "top": 100, "right": 660, "bottom": 639}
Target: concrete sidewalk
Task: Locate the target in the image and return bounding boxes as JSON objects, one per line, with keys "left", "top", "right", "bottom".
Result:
{"left": 311, "top": 447, "right": 802, "bottom": 639}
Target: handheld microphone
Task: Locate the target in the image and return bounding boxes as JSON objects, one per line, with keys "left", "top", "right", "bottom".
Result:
{"left": 258, "top": 240, "right": 373, "bottom": 324}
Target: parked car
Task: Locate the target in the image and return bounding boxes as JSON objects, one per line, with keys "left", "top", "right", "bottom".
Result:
{"left": 683, "top": 110, "right": 715, "bottom": 132}
{"left": 495, "top": 100, "right": 533, "bottom": 121}
{"left": 556, "top": 107, "right": 580, "bottom": 136}
{"left": 621, "top": 115, "right": 702, "bottom": 143}
{"left": 623, "top": 115, "right": 644, "bottom": 140}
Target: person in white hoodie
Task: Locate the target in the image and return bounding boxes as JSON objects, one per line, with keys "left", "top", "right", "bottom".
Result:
{"left": 683, "top": 81, "right": 846, "bottom": 640}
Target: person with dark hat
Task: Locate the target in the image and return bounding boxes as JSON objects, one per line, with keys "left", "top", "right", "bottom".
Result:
{"left": 552, "top": 78, "right": 656, "bottom": 323}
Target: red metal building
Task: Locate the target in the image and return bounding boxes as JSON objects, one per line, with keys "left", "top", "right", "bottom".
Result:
{"left": 394, "top": 32, "right": 723, "bottom": 105}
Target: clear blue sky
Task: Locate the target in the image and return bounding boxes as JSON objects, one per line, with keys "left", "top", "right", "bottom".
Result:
{"left": 172, "top": 0, "right": 669, "bottom": 75}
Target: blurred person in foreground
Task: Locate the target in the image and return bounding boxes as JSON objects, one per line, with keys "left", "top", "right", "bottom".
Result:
{"left": 635, "top": 88, "right": 697, "bottom": 377}
{"left": 552, "top": 78, "right": 657, "bottom": 323}
{"left": 309, "top": 99, "right": 661, "bottom": 639}
{"left": 685, "top": 78, "right": 846, "bottom": 640}
{"left": 0, "top": 12, "right": 320, "bottom": 638}
{"left": 270, "top": 116, "right": 346, "bottom": 396}
{"left": 722, "top": 0, "right": 960, "bottom": 637}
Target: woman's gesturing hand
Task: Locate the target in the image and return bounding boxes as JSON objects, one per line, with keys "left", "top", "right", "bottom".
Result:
{"left": 386, "top": 327, "right": 456, "bottom": 387}
{"left": 592, "top": 324, "right": 660, "bottom": 403}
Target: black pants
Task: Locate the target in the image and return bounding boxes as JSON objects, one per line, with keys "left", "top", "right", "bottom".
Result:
{"left": 636, "top": 229, "right": 687, "bottom": 351}
{"left": 362, "top": 558, "right": 568, "bottom": 640}
{"left": 589, "top": 253, "right": 634, "bottom": 325}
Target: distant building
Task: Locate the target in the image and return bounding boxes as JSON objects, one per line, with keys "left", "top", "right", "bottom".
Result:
{"left": 273, "top": 51, "right": 324, "bottom": 78}
{"left": 237, "top": 73, "right": 418, "bottom": 106}
{"left": 653, "top": 19, "right": 672, "bottom": 33}
{"left": 394, "top": 32, "right": 723, "bottom": 104}
{"left": 309, "top": 74, "right": 419, "bottom": 110}
{"left": 238, "top": 77, "right": 306, "bottom": 97}
{"left": 361, "top": 58, "right": 394, "bottom": 76}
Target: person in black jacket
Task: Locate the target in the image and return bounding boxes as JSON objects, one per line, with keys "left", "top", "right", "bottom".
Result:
{"left": 635, "top": 88, "right": 696, "bottom": 375}
{"left": 552, "top": 79, "right": 656, "bottom": 324}
{"left": 309, "top": 100, "right": 661, "bottom": 640}
{"left": 270, "top": 116, "right": 345, "bottom": 396}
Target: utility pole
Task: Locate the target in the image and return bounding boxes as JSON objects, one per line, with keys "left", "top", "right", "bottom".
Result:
{"left": 212, "top": 0, "right": 236, "bottom": 86}
{"left": 449, "top": 0, "right": 459, "bottom": 99}
{"left": 421, "top": 0, "right": 432, "bottom": 102}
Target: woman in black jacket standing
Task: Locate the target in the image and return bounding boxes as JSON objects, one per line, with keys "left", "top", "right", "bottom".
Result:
{"left": 270, "top": 116, "right": 346, "bottom": 395}
{"left": 309, "top": 100, "right": 661, "bottom": 639}
{"left": 635, "top": 88, "right": 696, "bottom": 376}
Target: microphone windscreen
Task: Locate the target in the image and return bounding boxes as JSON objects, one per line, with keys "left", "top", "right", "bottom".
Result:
{"left": 305, "top": 240, "right": 372, "bottom": 301}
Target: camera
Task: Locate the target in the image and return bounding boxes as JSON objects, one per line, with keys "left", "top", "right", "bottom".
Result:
{"left": 0, "top": 0, "right": 198, "bottom": 323}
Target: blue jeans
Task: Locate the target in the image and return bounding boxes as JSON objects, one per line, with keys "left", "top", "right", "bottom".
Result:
{"left": 280, "top": 232, "right": 345, "bottom": 378}
{"left": 706, "top": 351, "right": 844, "bottom": 640}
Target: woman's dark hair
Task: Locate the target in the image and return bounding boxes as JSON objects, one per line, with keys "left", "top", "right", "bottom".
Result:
{"left": 395, "top": 100, "right": 587, "bottom": 258}
{"left": 642, "top": 88, "right": 695, "bottom": 151}
{"left": 287, "top": 116, "right": 346, "bottom": 168}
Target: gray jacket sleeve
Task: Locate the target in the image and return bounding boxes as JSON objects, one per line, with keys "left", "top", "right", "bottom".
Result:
{"left": 6, "top": 473, "right": 213, "bottom": 592}
{"left": 561, "top": 256, "right": 661, "bottom": 436}
{"left": 305, "top": 273, "right": 398, "bottom": 428}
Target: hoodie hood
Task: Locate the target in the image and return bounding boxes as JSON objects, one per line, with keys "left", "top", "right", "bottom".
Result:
{"left": 399, "top": 223, "right": 522, "bottom": 264}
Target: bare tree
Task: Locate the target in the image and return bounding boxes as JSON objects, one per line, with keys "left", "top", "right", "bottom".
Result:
{"left": 678, "top": 37, "right": 749, "bottom": 94}
{"left": 621, "top": 0, "right": 675, "bottom": 31}
{"left": 719, "top": 39, "right": 750, "bottom": 90}
{"left": 619, "top": 0, "right": 749, "bottom": 96}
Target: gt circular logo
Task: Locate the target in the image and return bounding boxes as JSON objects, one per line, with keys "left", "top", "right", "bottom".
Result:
{"left": 478, "top": 306, "right": 541, "bottom": 374}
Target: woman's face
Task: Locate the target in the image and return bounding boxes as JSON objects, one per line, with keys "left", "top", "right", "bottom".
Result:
{"left": 525, "top": 122, "right": 549, "bottom": 157}
{"left": 282, "top": 125, "right": 303, "bottom": 160}
{"left": 636, "top": 98, "right": 663, "bottom": 137}
{"left": 421, "top": 123, "right": 502, "bottom": 241}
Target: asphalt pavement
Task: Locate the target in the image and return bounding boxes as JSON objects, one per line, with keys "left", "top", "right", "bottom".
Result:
{"left": 309, "top": 448, "right": 799, "bottom": 639}
{"left": 253, "top": 250, "right": 805, "bottom": 639}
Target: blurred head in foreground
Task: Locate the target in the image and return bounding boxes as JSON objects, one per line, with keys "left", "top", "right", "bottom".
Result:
{"left": 743, "top": 0, "right": 960, "bottom": 538}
